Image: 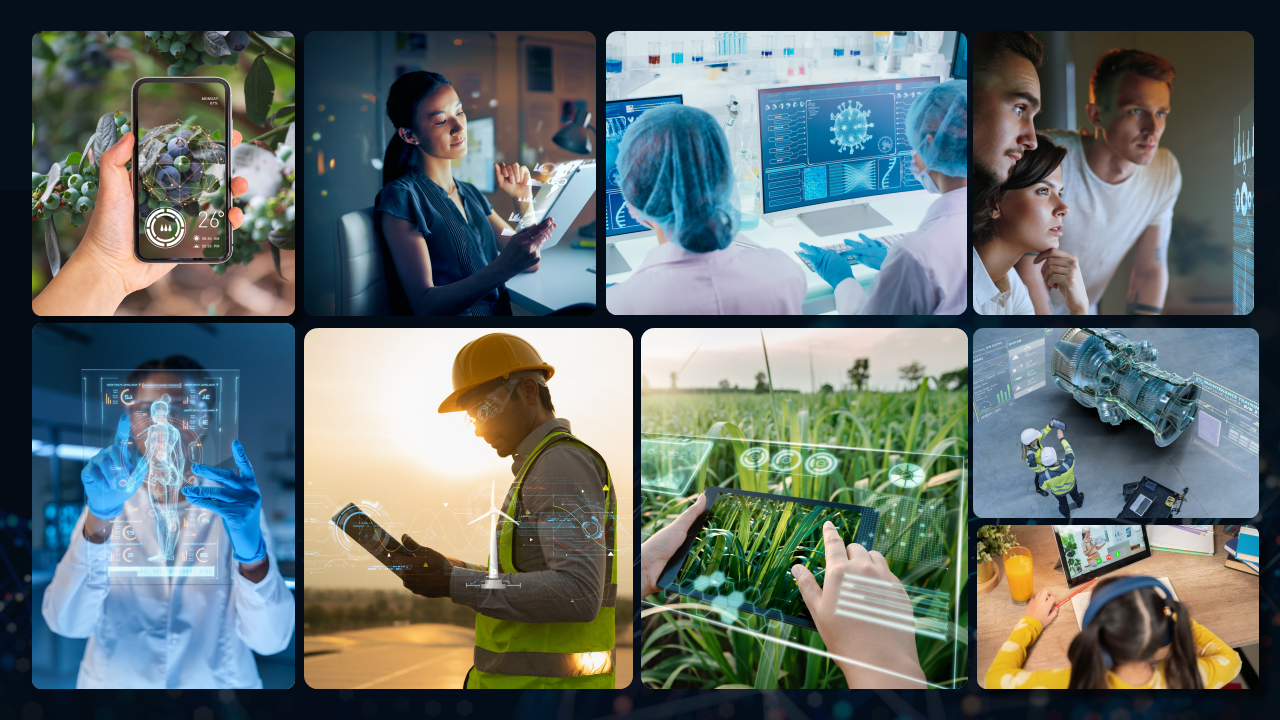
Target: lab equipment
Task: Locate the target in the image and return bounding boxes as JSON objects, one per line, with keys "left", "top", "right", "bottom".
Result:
{"left": 606, "top": 32, "right": 624, "bottom": 73}
{"left": 648, "top": 42, "right": 660, "bottom": 65}
{"left": 783, "top": 34, "right": 795, "bottom": 56}
{"left": 615, "top": 103, "right": 738, "bottom": 254}
{"left": 874, "top": 31, "right": 890, "bottom": 56}
{"left": 905, "top": 79, "right": 967, "bottom": 178}
{"left": 672, "top": 41, "right": 684, "bottom": 65}
{"left": 792, "top": 233, "right": 904, "bottom": 273}
{"left": 890, "top": 31, "right": 907, "bottom": 73}
{"left": 737, "top": 31, "right": 747, "bottom": 55}
{"left": 1050, "top": 328, "right": 1202, "bottom": 447}
{"left": 834, "top": 35, "right": 846, "bottom": 57}
{"left": 762, "top": 36, "right": 774, "bottom": 58}
{"left": 756, "top": 76, "right": 940, "bottom": 235}
{"left": 604, "top": 94, "right": 683, "bottom": 272}
{"left": 184, "top": 440, "right": 266, "bottom": 564}
{"left": 691, "top": 40, "right": 704, "bottom": 63}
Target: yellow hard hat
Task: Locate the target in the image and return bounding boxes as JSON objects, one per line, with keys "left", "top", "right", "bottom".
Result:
{"left": 438, "top": 333, "right": 555, "bottom": 413}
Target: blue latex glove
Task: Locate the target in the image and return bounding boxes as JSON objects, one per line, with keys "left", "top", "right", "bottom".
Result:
{"left": 183, "top": 440, "right": 266, "bottom": 564}
{"left": 798, "top": 242, "right": 854, "bottom": 289}
{"left": 81, "top": 413, "right": 144, "bottom": 519}
{"left": 840, "top": 234, "right": 889, "bottom": 270}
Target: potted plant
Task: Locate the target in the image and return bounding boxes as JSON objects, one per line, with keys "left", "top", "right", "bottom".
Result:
{"left": 977, "top": 525, "right": 1017, "bottom": 585}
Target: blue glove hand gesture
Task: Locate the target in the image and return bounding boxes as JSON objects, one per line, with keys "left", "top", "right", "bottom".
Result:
{"left": 798, "top": 242, "right": 854, "bottom": 289}
{"left": 81, "top": 413, "right": 145, "bottom": 519}
{"left": 840, "top": 234, "right": 889, "bottom": 270}
{"left": 183, "top": 440, "right": 266, "bottom": 564}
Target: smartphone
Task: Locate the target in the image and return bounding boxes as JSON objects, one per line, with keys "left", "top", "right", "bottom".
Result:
{"left": 1050, "top": 418, "right": 1066, "bottom": 430}
{"left": 331, "top": 503, "right": 407, "bottom": 570}
{"left": 132, "top": 77, "right": 233, "bottom": 263}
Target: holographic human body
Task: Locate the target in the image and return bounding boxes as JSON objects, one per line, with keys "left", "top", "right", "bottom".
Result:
{"left": 127, "top": 395, "right": 187, "bottom": 561}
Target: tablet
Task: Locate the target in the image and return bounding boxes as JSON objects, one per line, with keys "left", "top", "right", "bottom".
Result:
{"left": 655, "top": 486, "right": 878, "bottom": 630}
{"left": 1052, "top": 524, "right": 1152, "bottom": 588}
{"left": 332, "top": 502, "right": 409, "bottom": 572}
{"left": 519, "top": 159, "right": 597, "bottom": 249}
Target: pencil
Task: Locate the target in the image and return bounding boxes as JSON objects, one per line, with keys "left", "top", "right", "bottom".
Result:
{"left": 1055, "top": 578, "right": 1098, "bottom": 608}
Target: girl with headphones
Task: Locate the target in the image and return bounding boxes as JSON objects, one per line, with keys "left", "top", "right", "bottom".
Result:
{"left": 986, "top": 576, "right": 1241, "bottom": 689}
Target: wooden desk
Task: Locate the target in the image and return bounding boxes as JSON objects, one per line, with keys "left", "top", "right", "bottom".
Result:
{"left": 976, "top": 525, "right": 1259, "bottom": 687}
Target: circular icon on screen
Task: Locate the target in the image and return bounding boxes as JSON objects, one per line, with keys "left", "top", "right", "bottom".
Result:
{"left": 888, "top": 463, "right": 926, "bottom": 488}
{"left": 122, "top": 525, "right": 136, "bottom": 541}
{"left": 770, "top": 450, "right": 801, "bottom": 473}
{"left": 804, "top": 452, "right": 839, "bottom": 476}
{"left": 196, "top": 548, "right": 210, "bottom": 562}
{"left": 739, "top": 447, "right": 769, "bottom": 469}
{"left": 145, "top": 207, "right": 186, "bottom": 248}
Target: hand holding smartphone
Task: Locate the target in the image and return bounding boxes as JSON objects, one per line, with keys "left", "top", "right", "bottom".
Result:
{"left": 132, "top": 77, "right": 233, "bottom": 263}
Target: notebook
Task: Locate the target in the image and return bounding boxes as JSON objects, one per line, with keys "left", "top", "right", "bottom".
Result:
{"left": 1146, "top": 525, "right": 1214, "bottom": 555}
{"left": 1235, "top": 526, "right": 1259, "bottom": 563}
{"left": 1071, "top": 576, "right": 1179, "bottom": 630}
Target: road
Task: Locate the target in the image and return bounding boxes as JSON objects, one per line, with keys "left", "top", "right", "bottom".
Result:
{"left": 304, "top": 624, "right": 633, "bottom": 689}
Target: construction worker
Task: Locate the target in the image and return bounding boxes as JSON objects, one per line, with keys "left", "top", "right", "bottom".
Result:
{"left": 1032, "top": 429, "right": 1084, "bottom": 518}
{"left": 390, "top": 333, "right": 617, "bottom": 689}
{"left": 1021, "top": 425, "right": 1053, "bottom": 496}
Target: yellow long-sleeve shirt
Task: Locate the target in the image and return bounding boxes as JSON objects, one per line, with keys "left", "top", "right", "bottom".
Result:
{"left": 985, "top": 615, "right": 1241, "bottom": 689}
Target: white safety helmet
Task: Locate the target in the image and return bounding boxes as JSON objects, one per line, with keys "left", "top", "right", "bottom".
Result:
{"left": 1041, "top": 446, "right": 1058, "bottom": 466}
{"left": 1021, "top": 428, "right": 1040, "bottom": 445}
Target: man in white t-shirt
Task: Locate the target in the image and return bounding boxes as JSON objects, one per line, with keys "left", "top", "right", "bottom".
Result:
{"left": 1016, "top": 49, "right": 1182, "bottom": 315}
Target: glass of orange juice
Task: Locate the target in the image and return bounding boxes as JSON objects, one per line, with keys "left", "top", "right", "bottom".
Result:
{"left": 1004, "top": 546, "right": 1033, "bottom": 605}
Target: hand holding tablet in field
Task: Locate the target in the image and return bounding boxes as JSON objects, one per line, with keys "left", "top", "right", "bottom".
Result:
{"left": 640, "top": 493, "right": 706, "bottom": 598}
{"left": 792, "top": 521, "right": 927, "bottom": 689}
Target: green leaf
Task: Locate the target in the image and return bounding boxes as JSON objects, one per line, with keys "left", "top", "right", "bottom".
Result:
{"left": 89, "top": 112, "right": 119, "bottom": 161}
{"left": 267, "top": 104, "right": 295, "bottom": 128}
{"left": 268, "top": 230, "right": 295, "bottom": 251}
{"left": 210, "top": 129, "right": 222, "bottom": 141}
{"left": 32, "top": 35, "right": 56, "bottom": 61}
{"left": 257, "top": 31, "right": 294, "bottom": 38}
{"left": 63, "top": 152, "right": 83, "bottom": 167}
{"left": 201, "top": 31, "right": 232, "bottom": 57}
{"left": 244, "top": 54, "right": 276, "bottom": 127}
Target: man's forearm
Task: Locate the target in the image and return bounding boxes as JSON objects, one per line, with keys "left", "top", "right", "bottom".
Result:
{"left": 1126, "top": 266, "right": 1168, "bottom": 314}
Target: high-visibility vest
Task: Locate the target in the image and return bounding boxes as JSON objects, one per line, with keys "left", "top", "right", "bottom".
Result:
{"left": 1038, "top": 439, "right": 1077, "bottom": 495}
{"left": 465, "top": 431, "right": 617, "bottom": 689}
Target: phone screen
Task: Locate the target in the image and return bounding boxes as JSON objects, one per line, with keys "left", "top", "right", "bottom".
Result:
{"left": 133, "top": 78, "right": 231, "bottom": 262}
{"left": 332, "top": 503, "right": 405, "bottom": 562}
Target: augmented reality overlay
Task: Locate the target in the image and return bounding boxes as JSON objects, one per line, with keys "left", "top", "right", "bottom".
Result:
{"left": 82, "top": 369, "right": 239, "bottom": 584}
{"left": 642, "top": 434, "right": 966, "bottom": 688}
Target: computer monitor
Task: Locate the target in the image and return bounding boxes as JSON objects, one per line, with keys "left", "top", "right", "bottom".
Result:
{"left": 604, "top": 94, "right": 682, "bottom": 274}
{"left": 757, "top": 76, "right": 940, "bottom": 236}
{"left": 950, "top": 32, "right": 967, "bottom": 80}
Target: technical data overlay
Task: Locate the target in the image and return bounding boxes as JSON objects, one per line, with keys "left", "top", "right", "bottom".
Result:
{"left": 757, "top": 76, "right": 939, "bottom": 213}
{"left": 604, "top": 95, "right": 682, "bottom": 236}
{"left": 972, "top": 329, "right": 1052, "bottom": 422}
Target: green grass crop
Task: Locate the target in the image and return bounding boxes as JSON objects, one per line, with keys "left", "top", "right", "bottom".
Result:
{"left": 641, "top": 382, "right": 969, "bottom": 689}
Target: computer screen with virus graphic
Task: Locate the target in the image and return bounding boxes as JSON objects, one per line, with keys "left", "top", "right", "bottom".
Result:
{"left": 757, "top": 77, "right": 940, "bottom": 214}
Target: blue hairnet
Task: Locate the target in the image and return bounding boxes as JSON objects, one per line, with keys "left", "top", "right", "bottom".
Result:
{"left": 616, "top": 104, "right": 738, "bottom": 253}
{"left": 906, "top": 80, "right": 967, "bottom": 177}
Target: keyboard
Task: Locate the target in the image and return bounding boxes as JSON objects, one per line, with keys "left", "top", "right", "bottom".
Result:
{"left": 795, "top": 233, "right": 906, "bottom": 273}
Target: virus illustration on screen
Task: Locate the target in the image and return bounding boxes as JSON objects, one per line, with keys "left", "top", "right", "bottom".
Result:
{"left": 829, "top": 100, "right": 874, "bottom": 154}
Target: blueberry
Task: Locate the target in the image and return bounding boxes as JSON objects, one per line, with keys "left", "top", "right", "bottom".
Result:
{"left": 138, "top": 202, "right": 151, "bottom": 219}
{"left": 65, "top": 187, "right": 80, "bottom": 205}
{"left": 226, "top": 31, "right": 250, "bottom": 53}
{"left": 158, "top": 153, "right": 174, "bottom": 167}
{"left": 66, "top": 173, "right": 83, "bottom": 189}
{"left": 145, "top": 31, "right": 160, "bottom": 40}
{"left": 167, "top": 63, "right": 184, "bottom": 77}
{"left": 120, "top": 124, "right": 130, "bottom": 135}
{"left": 46, "top": 192, "right": 62, "bottom": 208}
{"left": 171, "top": 40, "right": 186, "bottom": 57}
{"left": 187, "top": 161, "right": 204, "bottom": 182}
{"left": 176, "top": 129, "right": 193, "bottom": 140}
{"left": 70, "top": 212, "right": 85, "bottom": 227}
{"left": 167, "top": 137, "right": 189, "bottom": 157}
{"left": 161, "top": 30, "right": 174, "bottom": 39}
{"left": 174, "top": 156, "right": 191, "bottom": 171}
{"left": 156, "top": 167, "right": 181, "bottom": 189}
{"left": 75, "top": 196, "right": 92, "bottom": 213}
{"left": 37, "top": 206, "right": 50, "bottom": 219}
{"left": 157, "top": 37, "right": 171, "bottom": 52}
{"left": 32, "top": 171, "right": 44, "bottom": 188}
{"left": 82, "top": 43, "right": 108, "bottom": 67}
{"left": 115, "top": 114, "right": 127, "bottom": 127}
{"left": 81, "top": 181, "right": 97, "bottom": 198}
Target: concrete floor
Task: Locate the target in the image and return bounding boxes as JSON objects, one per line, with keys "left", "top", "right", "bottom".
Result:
{"left": 974, "top": 328, "right": 1259, "bottom": 519}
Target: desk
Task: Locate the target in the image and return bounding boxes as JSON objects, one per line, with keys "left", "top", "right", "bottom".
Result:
{"left": 604, "top": 192, "right": 937, "bottom": 315}
{"left": 975, "top": 525, "right": 1259, "bottom": 688}
{"left": 504, "top": 240, "right": 597, "bottom": 315}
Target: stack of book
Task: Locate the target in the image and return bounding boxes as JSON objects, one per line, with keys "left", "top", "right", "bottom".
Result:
{"left": 1225, "top": 526, "right": 1259, "bottom": 575}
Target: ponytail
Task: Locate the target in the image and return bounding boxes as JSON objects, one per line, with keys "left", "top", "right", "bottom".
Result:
{"left": 1163, "top": 597, "right": 1204, "bottom": 689}
{"left": 1066, "top": 622, "right": 1109, "bottom": 689}
{"left": 382, "top": 71, "right": 453, "bottom": 186}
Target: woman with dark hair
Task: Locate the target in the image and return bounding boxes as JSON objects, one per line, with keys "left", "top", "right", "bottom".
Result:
{"left": 375, "top": 71, "right": 557, "bottom": 316}
{"left": 972, "top": 134, "right": 1088, "bottom": 315}
{"left": 985, "top": 576, "right": 1240, "bottom": 689}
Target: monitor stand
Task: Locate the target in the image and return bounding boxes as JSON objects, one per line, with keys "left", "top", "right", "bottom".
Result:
{"left": 796, "top": 202, "right": 892, "bottom": 238}
{"left": 605, "top": 244, "right": 633, "bottom": 275}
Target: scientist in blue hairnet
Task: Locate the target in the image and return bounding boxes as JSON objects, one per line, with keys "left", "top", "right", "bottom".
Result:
{"left": 798, "top": 80, "right": 968, "bottom": 315}
{"left": 606, "top": 104, "right": 806, "bottom": 315}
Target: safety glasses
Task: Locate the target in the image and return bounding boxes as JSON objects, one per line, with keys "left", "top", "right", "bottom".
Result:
{"left": 463, "top": 378, "right": 519, "bottom": 430}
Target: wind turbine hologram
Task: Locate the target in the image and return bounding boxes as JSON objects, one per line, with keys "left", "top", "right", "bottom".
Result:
{"left": 468, "top": 478, "right": 519, "bottom": 589}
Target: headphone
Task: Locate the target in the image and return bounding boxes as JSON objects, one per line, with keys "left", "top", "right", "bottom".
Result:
{"left": 1080, "top": 576, "right": 1178, "bottom": 668}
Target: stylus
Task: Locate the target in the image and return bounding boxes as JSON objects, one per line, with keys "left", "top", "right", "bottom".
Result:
{"left": 1054, "top": 577, "right": 1097, "bottom": 608}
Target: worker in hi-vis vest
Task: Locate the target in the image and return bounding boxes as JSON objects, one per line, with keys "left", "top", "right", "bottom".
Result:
{"left": 1028, "top": 427, "right": 1083, "bottom": 518}
{"left": 390, "top": 333, "right": 617, "bottom": 689}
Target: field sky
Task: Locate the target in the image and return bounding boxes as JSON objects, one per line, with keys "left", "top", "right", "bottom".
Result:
{"left": 642, "top": 328, "right": 968, "bottom": 393}
{"left": 304, "top": 328, "right": 633, "bottom": 592}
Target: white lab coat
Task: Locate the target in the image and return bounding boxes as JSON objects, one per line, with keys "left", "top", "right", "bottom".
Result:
{"left": 971, "top": 245, "right": 1035, "bottom": 315}
{"left": 42, "top": 498, "right": 293, "bottom": 689}
{"left": 832, "top": 187, "right": 967, "bottom": 315}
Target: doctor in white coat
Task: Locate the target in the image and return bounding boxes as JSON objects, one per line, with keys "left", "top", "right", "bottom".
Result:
{"left": 42, "top": 376, "right": 293, "bottom": 689}
{"left": 798, "top": 80, "right": 968, "bottom": 315}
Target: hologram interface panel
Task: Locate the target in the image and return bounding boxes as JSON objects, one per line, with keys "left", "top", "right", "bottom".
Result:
{"left": 605, "top": 94, "right": 683, "bottom": 237}
{"left": 758, "top": 77, "right": 940, "bottom": 214}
